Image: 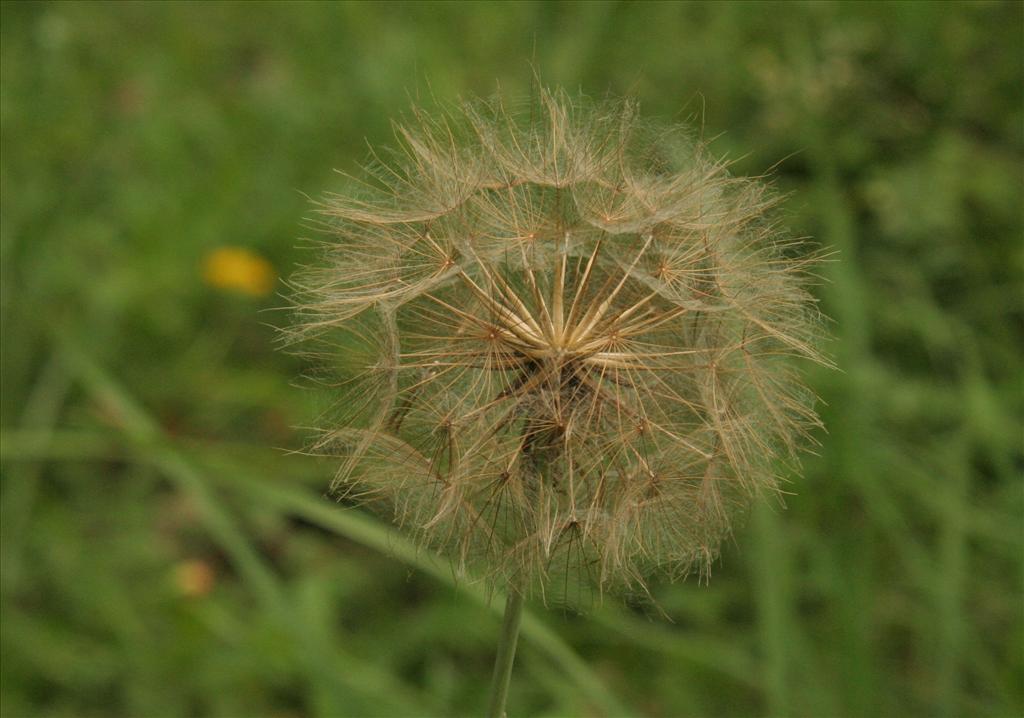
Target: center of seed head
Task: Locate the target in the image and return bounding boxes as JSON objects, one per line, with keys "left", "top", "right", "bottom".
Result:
{"left": 525, "top": 320, "right": 606, "bottom": 372}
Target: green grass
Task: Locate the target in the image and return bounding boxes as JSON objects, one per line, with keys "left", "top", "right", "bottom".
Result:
{"left": 2, "top": 2, "right": 1022, "bottom": 716}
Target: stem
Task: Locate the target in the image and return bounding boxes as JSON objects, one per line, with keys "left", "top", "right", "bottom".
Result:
{"left": 487, "top": 586, "right": 525, "bottom": 718}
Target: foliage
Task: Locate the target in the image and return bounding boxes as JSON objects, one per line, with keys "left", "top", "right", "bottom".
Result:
{"left": 1, "top": 2, "right": 1021, "bottom": 717}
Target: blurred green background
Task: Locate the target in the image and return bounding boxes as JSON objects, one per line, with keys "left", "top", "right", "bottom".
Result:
{"left": 2, "top": 2, "right": 1022, "bottom": 717}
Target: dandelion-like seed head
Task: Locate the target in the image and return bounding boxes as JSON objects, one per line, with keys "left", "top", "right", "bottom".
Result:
{"left": 289, "top": 88, "right": 827, "bottom": 605}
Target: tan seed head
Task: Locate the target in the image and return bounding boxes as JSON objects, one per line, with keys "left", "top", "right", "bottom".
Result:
{"left": 288, "top": 87, "right": 829, "bottom": 605}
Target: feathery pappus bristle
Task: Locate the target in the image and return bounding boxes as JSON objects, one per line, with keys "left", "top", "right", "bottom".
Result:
{"left": 286, "top": 87, "right": 828, "bottom": 606}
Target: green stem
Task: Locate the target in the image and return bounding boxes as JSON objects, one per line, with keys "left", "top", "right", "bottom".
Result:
{"left": 487, "top": 586, "right": 525, "bottom": 718}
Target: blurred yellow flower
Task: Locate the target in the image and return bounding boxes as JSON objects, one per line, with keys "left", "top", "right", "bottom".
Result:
{"left": 174, "top": 559, "right": 215, "bottom": 597}
{"left": 203, "top": 247, "right": 276, "bottom": 297}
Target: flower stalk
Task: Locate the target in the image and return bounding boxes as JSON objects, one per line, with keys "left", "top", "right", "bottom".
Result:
{"left": 487, "top": 586, "right": 525, "bottom": 718}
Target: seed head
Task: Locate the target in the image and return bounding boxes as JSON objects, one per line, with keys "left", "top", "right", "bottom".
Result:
{"left": 289, "top": 88, "right": 827, "bottom": 605}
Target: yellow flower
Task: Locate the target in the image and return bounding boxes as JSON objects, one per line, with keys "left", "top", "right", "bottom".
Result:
{"left": 174, "top": 559, "right": 215, "bottom": 598}
{"left": 203, "top": 247, "right": 276, "bottom": 297}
